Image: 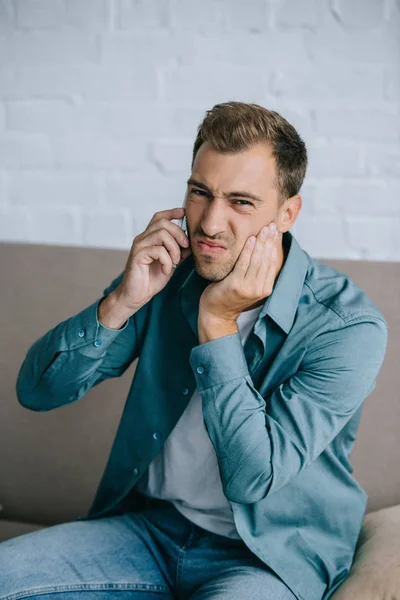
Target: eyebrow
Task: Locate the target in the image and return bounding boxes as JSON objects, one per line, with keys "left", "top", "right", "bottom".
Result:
{"left": 186, "top": 178, "right": 265, "bottom": 205}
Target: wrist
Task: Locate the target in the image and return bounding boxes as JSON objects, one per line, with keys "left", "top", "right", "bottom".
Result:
{"left": 198, "top": 314, "right": 238, "bottom": 344}
{"left": 98, "top": 289, "right": 134, "bottom": 330}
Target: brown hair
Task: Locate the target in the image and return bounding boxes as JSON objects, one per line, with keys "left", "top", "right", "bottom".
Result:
{"left": 191, "top": 101, "right": 308, "bottom": 208}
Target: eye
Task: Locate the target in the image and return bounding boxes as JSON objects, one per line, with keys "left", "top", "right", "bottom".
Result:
{"left": 190, "top": 188, "right": 207, "bottom": 196}
{"left": 189, "top": 188, "right": 254, "bottom": 207}
{"left": 234, "top": 200, "right": 253, "bottom": 207}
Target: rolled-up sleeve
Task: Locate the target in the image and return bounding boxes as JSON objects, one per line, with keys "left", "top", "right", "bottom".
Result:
{"left": 189, "top": 318, "right": 388, "bottom": 504}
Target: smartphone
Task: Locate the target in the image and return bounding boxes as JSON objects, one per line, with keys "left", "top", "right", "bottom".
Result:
{"left": 172, "top": 197, "right": 188, "bottom": 236}
{"left": 171, "top": 198, "right": 188, "bottom": 268}
{"left": 175, "top": 214, "right": 187, "bottom": 236}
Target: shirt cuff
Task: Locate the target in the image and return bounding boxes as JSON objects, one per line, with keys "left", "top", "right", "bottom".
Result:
{"left": 65, "top": 298, "right": 130, "bottom": 359}
{"left": 189, "top": 332, "right": 250, "bottom": 391}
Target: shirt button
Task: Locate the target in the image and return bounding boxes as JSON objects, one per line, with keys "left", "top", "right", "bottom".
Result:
{"left": 133, "top": 468, "right": 140, "bottom": 477}
{"left": 94, "top": 340, "right": 103, "bottom": 348}
{"left": 182, "top": 387, "right": 189, "bottom": 395}
{"left": 152, "top": 431, "right": 161, "bottom": 440}
{"left": 197, "top": 365, "right": 205, "bottom": 374}
{"left": 77, "top": 329, "right": 85, "bottom": 338}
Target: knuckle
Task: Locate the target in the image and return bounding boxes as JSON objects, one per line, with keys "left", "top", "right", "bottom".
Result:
{"left": 231, "top": 283, "right": 241, "bottom": 295}
{"left": 265, "top": 285, "right": 273, "bottom": 296}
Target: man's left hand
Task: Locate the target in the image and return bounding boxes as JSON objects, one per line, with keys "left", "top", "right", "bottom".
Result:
{"left": 199, "top": 223, "right": 282, "bottom": 325}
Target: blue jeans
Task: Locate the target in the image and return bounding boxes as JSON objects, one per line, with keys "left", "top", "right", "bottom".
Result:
{"left": 0, "top": 498, "right": 297, "bottom": 600}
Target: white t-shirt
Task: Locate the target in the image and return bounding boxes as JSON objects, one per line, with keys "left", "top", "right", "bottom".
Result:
{"left": 135, "top": 304, "right": 264, "bottom": 539}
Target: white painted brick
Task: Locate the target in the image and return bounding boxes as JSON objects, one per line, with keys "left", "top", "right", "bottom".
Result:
{"left": 297, "top": 181, "right": 317, "bottom": 216}
{"left": 5, "top": 100, "right": 163, "bottom": 136}
{"left": 0, "top": 0, "right": 397, "bottom": 260}
{"left": 219, "top": 0, "right": 268, "bottom": 33}
{"left": 314, "top": 107, "right": 400, "bottom": 142}
{"left": 364, "top": 144, "right": 400, "bottom": 177}
{"left": 65, "top": 0, "right": 110, "bottom": 30}
{"left": 149, "top": 140, "right": 193, "bottom": 175}
{"left": 388, "top": 0, "right": 400, "bottom": 29}
{"left": 0, "top": 172, "right": 7, "bottom": 208}
{"left": 104, "top": 173, "right": 187, "bottom": 212}
{"left": 172, "top": 31, "right": 309, "bottom": 66}
{"left": 0, "top": 0, "right": 14, "bottom": 31}
{"left": 117, "top": 0, "right": 169, "bottom": 29}
{"left": 270, "top": 65, "right": 385, "bottom": 105}
{"left": 345, "top": 216, "right": 400, "bottom": 260}
{"left": 306, "top": 28, "right": 400, "bottom": 64}
{"left": 385, "top": 67, "right": 400, "bottom": 102}
{"left": 30, "top": 208, "right": 79, "bottom": 244}
{"left": 156, "top": 106, "right": 204, "bottom": 138}
{"left": 292, "top": 214, "right": 359, "bottom": 259}
{"left": 0, "top": 102, "right": 5, "bottom": 130}
{"left": 306, "top": 141, "right": 365, "bottom": 179}
{"left": 82, "top": 208, "right": 132, "bottom": 248}
{"left": 103, "top": 173, "right": 190, "bottom": 238}
{"left": 16, "top": 0, "right": 65, "bottom": 29}
{"left": 72, "top": 104, "right": 164, "bottom": 137}
{"left": 274, "top": 0, "right": 324, "bottom": 29}
{"left": 167, "top": 0, "right": 223, "bottom": 34}
{"left": 330, "top": 0, "right": 385, "bottom": 30}
{"left": 6, "top": 99, "right": 74, "bottom": 133}
{"left": 52, "top": 133, "right": 151, "bottom": 171}
{"left": 313, "top": 181, "right": 400, "bottom": 218}
{"left": 0, "top": 134, "right": 53, "bottom": 168}
{"left": 0, "top": 66, "right": 158, "bottom": 103}
{"left": 164, "top": 65, "right": 269, "bottom": 106}
{"left": 8, "top": 172, "right": 101, "bottom": 207}
{"left": 0, "top": 32, "right": 98, "bottom": 66}
{"left": 0, "top": 207, "right": 32, "bottom": 241}
{"left": 100, "top": 32, "right": 174, "bottom": 66}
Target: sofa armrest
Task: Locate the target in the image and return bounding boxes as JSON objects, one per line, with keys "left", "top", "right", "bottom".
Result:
{"left": 330, "top": 503, "right": 400, "bottom": 599}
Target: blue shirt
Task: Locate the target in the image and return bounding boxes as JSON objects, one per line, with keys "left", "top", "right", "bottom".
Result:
{"left": 16, "top": 230, "right": 388, "bottom": 600}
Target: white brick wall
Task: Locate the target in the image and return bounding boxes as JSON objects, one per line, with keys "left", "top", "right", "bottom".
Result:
{"left": 0, "top": 0, "right": 399, "bottom": 260}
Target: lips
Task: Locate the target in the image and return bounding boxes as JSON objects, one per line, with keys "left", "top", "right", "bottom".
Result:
{"left": 197, "top": 240, "right": 227, "bottom": 255}
{"left": 197, "top": 239, "right": 226, "bottom": 249}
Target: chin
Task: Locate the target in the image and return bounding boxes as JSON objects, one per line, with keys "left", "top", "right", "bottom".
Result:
{"left": 193, "top": 255, "right": 232, "bottom": 282}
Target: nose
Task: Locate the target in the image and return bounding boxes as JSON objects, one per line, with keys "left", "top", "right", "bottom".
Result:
{"left": 199, "top": 200, "right": 228, "bottom": 238}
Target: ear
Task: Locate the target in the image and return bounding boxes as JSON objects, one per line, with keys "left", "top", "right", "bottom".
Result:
{"left": 281, "top": 194, "right": 302, "bottom": 231}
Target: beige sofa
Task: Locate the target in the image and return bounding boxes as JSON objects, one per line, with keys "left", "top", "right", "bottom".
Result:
{"left": 0, "top": 241, "right": 399, "bottom": 599}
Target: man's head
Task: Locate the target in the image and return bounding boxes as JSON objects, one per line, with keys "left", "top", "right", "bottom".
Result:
{"left": 184, "top": 101, "right": 307, "bottom": 283}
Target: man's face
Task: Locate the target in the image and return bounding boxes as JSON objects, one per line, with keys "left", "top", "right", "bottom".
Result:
{"left": 184, "top": 141, "right": 281, "bottom": 282}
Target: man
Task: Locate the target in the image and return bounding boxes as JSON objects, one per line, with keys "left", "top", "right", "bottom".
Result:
{"left": 1, "top": 102, "right": 388, "bottom": 600}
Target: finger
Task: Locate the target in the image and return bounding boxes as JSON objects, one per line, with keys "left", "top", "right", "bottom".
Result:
{"left": 146, "top": 218, "right": 190, "bottom": 250}
{"left": 245, "top": 225, "right": 269, "bottom": 280}
{"left": 137, "top": 229, "right": 182, "bottom": 266}
{"left": 138, "top": 244, "right": 173, "bottom": 276}
{"left": 234, "top": 235, "right": 256, "bottom": 278}
{"left": 258, "top": 230, "right": 280, "bottom": 289}
{"left": 262, "top": 243, "right": 278, "bottom": 294}
{"left": 149, "top": 207, "right": 185, "bottom": 227}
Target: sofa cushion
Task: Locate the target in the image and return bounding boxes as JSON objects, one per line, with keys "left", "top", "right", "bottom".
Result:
{"left": 0, "top": 519, "right": 47, "bottom": 543}
{"left": 331, "top": 503, "right": 400, "bottom": 599}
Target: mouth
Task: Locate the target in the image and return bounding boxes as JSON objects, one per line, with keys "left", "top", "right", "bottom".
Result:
{"left": 197, "top": 240, "right": 227, "bottom": 255}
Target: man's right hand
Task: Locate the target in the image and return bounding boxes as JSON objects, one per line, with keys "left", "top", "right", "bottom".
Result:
{"left": 111, "top": 207, "right": 192, "bottom": 319}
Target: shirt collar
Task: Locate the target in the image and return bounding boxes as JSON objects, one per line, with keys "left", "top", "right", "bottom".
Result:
{"left": 178, "top": 230, "right": 309, "bottom": 339}
{"left": 258, "top": 230, "right": 309, "bottom": 334}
